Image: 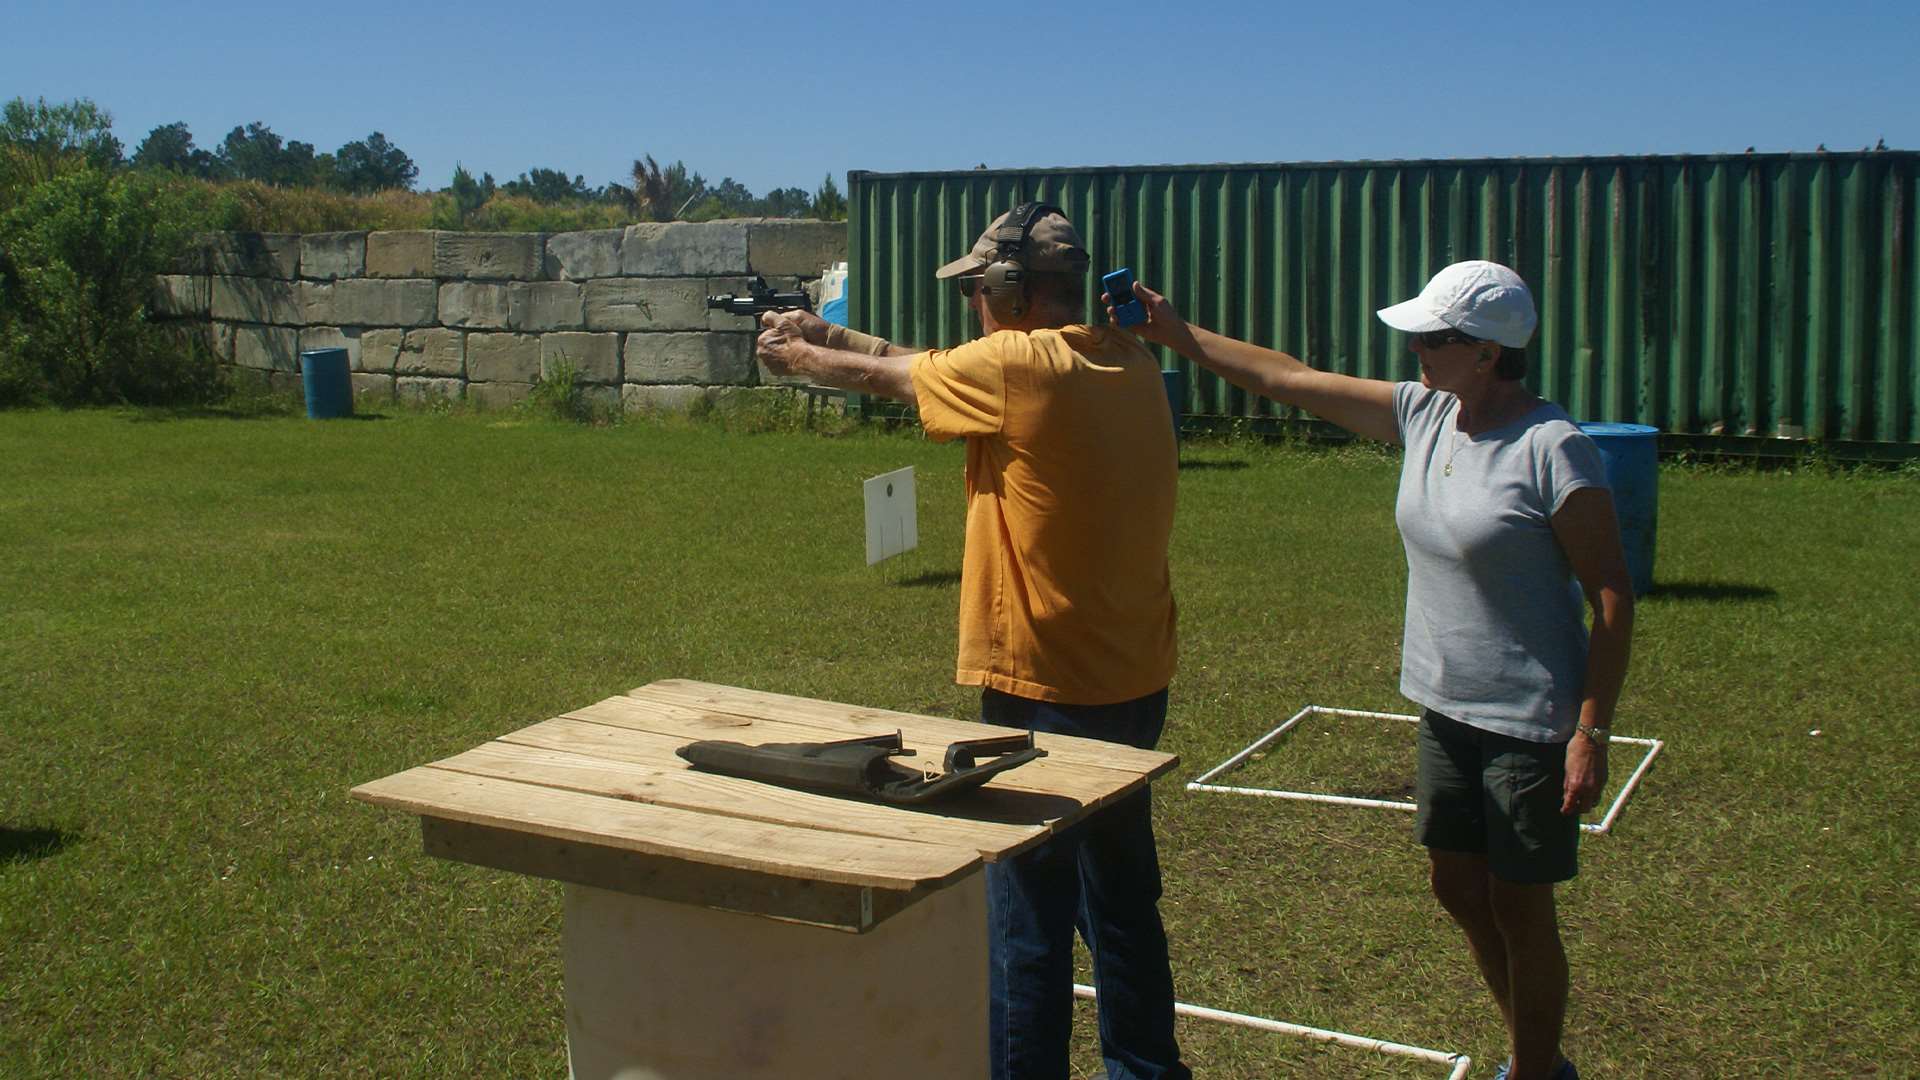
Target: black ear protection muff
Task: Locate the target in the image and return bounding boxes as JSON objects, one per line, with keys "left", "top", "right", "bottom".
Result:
{"left": 981, "top": 201, "right": 1062, "bottom": 323}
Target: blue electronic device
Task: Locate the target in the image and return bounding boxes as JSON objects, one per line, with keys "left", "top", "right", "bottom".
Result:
{"left": 1102, "top": 268, "right": 1146, "bottom": 328}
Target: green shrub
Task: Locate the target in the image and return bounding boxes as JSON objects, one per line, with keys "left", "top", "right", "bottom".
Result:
{"left": 522, "top": 356, "right": 589, "bottom": 422}
{"left": 0, "top": 167, "right": 224, "bottom": 407}
{"left": 426, "top": 190, "right": 630, "bottom": 233}
{"left": 462, "top": 193, "right": 629, "bottom": 233}
{"left": 204, "top": 180, "right": 434, "bottom": 233}
{"left": 0, "top": 97, "right": 123, "bottom": 210}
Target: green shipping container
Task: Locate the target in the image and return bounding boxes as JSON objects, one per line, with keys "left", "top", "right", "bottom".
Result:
{"left": 848, "top": 152, "right": 1918, "bottom": 450}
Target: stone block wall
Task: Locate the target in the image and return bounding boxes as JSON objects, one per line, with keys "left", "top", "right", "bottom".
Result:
{"left": 154, "top": 221, "right": 848, "bottom": 411}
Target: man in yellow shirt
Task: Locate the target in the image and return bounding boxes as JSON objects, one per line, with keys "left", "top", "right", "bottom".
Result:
{"left": 756, "top": 204, "right": 1190, "bottom": 1080}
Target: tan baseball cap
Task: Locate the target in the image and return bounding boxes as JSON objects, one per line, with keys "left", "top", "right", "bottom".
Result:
{"left": 933, "top": 206, "right": 1092, "bottom": 279}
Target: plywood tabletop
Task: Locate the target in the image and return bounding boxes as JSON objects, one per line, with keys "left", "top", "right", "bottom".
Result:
{"left": 352, "top": 680, "right": 1179, "bottom": 930}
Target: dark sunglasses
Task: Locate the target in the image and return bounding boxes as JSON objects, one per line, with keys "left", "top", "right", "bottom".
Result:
{"left": 1411, "top": 328, "right": 1480, "bottom": 349}
{"left": 956, "top": 274, "right": 984, "bottom": 298}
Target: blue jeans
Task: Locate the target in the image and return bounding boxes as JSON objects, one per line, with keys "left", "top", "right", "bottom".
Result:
{"left": 983, "top": 687, "right": 1191, "bottom": 1080}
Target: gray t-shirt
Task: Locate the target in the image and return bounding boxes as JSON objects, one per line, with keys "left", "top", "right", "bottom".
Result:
{"left": 1392, "top": 381, "right": 1610, "bottom": 742}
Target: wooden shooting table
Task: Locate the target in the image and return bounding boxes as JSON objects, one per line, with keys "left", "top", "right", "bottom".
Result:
{"left": 351, "top": 679, "right": 1177, "bottom": 1079}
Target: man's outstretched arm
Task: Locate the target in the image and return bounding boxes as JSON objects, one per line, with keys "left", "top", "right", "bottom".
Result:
{"left": 757, "top": 313, "right": 918, "bottom": 404}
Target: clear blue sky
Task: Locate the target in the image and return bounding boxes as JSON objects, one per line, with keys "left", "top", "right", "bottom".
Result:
{"left": 5, "top": 0, "right": 1914, "bottom": 196}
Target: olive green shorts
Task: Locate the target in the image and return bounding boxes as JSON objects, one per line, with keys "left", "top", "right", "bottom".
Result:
{"left": 1414, "top": 709, "right": 1579, "bottom": 884}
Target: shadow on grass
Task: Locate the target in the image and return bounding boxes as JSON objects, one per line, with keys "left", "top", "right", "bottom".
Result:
{"left": 1643, "top": 580, "right": 1778, "bottom": 602}
{"left": 1178, "top": 458, "right": 1250, "bottom": 472}
{"left": 1, "top": 826, "right": 76, "bottom": 865}
{"left": 896, "top": 570, "right": 962, "bottom": 588}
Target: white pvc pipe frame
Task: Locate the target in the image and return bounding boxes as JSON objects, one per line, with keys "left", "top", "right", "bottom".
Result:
{"left": 1187, "top": 706, "right": 1666, "bottom": 835}
{"left": 1073, "top": 984, "right": 1471, "bottom": 1079}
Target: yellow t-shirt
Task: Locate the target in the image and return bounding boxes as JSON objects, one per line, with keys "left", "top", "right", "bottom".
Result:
{"left": 909, "top": 325, "right": 1177, "bottom": 705}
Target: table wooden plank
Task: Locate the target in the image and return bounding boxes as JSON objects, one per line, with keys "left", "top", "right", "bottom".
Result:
{"left": 560, "top": 696, "right": 1141, "bottom": 814}
{"left": 351, "top": 767, "right": 979, "bottom": 890}
{"left": 420, "top": 818, "right": 924, "bottom": 932}
{"left": 433, "top": 738, "right": 1050, "bottom": 857}
{"left": 630, "top": 679, "right": 1180, "bottom": 780}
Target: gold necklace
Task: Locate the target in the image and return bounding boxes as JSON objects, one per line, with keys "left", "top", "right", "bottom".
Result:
{"left": 1443, "top": 424, "right": 1462, "bottom": 477}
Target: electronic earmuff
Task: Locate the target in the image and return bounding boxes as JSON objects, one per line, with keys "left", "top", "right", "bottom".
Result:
{"left": 981, "top": 201, "right": 1062, "bottom": 324}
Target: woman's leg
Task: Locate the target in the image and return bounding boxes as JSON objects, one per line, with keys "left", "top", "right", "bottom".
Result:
{"left": 1481, "top": 732, "right": 1580, "bottom": 1080}
{"left": 1428, "top": 849, "right": 1515, "bottom": 1033}
{"left": 1488, "top": 878, "right": 1568, "bottom": 1080}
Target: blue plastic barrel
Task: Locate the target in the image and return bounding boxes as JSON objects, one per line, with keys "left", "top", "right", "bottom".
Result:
{"left": 300, "top": 348, "right": 353, "bottom": 419}
{"left": 1161, "top": 369, "right": 1186, "bottom": 437}
{"left": 1578, "top": 422, "right": 1659, "bottom": 596}
{"left": 820, "top": 294, "right": 849, "bottom": 327}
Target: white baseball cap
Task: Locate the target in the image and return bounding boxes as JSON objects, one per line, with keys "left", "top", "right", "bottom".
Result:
{"left": 1376, "top": 260, "right": 1537, "bottom": 348}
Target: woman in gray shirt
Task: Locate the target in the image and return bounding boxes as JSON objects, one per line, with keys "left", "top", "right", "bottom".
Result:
{"left": 1110, "top": 262, "right": 1633, "bottom": 1080}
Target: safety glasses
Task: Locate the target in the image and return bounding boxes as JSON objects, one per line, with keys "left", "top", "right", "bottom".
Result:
{"left": 1411, "top": 328, "right": 1479, "bottom": 350}
{"left": 955, "top": 274, "right": 984, "bottom": 298}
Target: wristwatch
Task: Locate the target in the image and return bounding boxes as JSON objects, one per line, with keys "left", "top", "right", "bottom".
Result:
{"left": 1576, "top": 722, "right": 1611, "bottom": 747}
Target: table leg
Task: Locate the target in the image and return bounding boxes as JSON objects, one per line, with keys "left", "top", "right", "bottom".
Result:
{"left": 563, "top": 872, "right": 987, "bottom": 1079}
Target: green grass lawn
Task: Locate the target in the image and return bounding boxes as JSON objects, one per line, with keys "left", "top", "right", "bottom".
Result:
{"left": 2, "top": 403, "right": 1914, "bottom": 1077}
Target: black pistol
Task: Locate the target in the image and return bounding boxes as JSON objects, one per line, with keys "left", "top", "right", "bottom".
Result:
{"left": 706, "top": 274, "right": 813, "bottom": 317}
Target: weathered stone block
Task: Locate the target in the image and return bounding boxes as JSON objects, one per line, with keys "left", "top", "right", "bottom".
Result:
{"left": 168, "top": 238, "right": 213, "bottom": 276}
{"left": 360, "top": 328, "right": 404, "bottom": 373}
{"left": 579, "top": 385, "right": 622, "bottom": 413}
{"left": 203, "top": 321, "right": 235, "bottom": 363}
{"left": 439, "top": 282, "right": 511, "bottom": 328}
{"left": 153, "top": 275, "right": 210, "bottom": 317}
{"left": 467, "top": 382, "right": 532, "bottom": 411}
{"left": 351, "top": 373, "right": 395, "bottom": 403}
{"left": 212, "top": 276, "right": 300, "bottom": 325}
{"left": 228, "top": 367, "right": 305, "bottom": 396}
{"left": 299, "top": 282, "right": 332, "bottom": 325}
{"left": 747, "top": 221, "right": 848, "bottom": 278}
{"left": 324, "top": 279, "right": 438, "bottom": 327}
{"left": 584, "top": 278, "right": 707, "bottom": 331}
{"left": 396, "top": 377, "right": 465, "bottom": 405}
{"left": 155, "top": 319, "right": 222, "bottom": 362}
{"left": 508, "top": 281, "right": 585, "bottom": 331}
{"left": 366, "top": 232, "right": 435, "bottom": 277}
{"left": 622, "top": 384, "right": 711, "bottom": 414}
{"left": 165, "top": 319, "right": 232, "bottom": 363}
{"left": 298, "top": 326, "right": 362, "bottom": 372}
{"left": 620, "top": 221, "right": 750, "bottom": 276}
{"left": 434, "top": 232, "right": 542, "bottom": 280}
{"left": 755, "top": 358, "right": 812, "bottom": 387}
{"left": 541, "top": 332, "right": 621, "bottom": 385}
{"left": 208, "top": 233, "right": 300, "bottom": 278}
{"left": 301, "top": 232, "right": 367, "bottom": 280}
{"left": 623, "top": 332, "right": 755, "bottom": 385}
{"left": 466, "top": 333, "right": 543, "bottom": 383}
{"left": 233, "top": 324, "right": 298, "bottom": 371}
{"left": 395, "top": 328, "right": 464, "bottom": 377}
{"left": 545, "top": 229, "right": 623, "bottom": 280}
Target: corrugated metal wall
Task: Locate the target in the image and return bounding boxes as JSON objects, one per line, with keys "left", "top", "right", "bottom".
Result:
{"left": 848, "top": 152, "right": 1918, "bottom": 444}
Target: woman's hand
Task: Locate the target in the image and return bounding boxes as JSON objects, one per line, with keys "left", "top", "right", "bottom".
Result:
{"left": 1102, "top": 280, "right": 1187, "bottom": 349}
{"left": 1562, "top": 733, "right": 1609, "bottom": 816}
